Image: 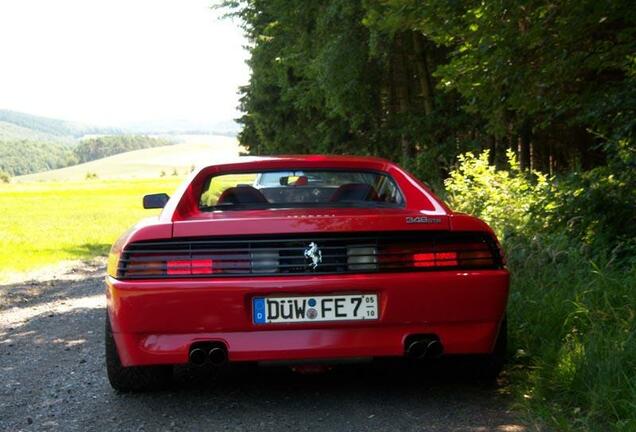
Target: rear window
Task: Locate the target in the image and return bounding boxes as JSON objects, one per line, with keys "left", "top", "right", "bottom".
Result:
{"left": 199, "top": 170, "right": 404, "bottom": 211}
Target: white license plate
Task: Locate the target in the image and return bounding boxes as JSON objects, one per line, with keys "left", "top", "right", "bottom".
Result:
{"left": 252, "top": 294, "right": 378, "bottom": 324}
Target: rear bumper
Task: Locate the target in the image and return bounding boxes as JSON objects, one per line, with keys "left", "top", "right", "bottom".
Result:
{"left": 106, "top": 270, "right": 509, "bottom": 367}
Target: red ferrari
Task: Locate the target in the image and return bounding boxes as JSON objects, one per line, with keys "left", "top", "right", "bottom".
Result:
{"left": 105, "top": 155, "right": 509, "bottom": 391}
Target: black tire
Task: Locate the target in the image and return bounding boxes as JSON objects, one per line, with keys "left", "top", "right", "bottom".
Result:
{"left": 105, "top": 312, "right": 172, "bottom": 392}
{"left": 473, "top": 316, "right": 507, "bottom": 382}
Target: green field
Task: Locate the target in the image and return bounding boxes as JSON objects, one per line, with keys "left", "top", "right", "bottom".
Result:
{"left": 0, "top": 178, "right": 182, "bottom": 281}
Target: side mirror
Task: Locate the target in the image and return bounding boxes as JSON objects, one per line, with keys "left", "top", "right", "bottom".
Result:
{"left": 143, "top": 193, "right": 170, "bottom": 209}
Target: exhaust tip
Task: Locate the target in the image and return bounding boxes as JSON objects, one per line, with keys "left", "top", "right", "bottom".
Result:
{"left": 425, "top": 340, "right": 443, "bottom": 359}
{"left": 208, "top": 346, "right": 228, "bottom": 366}
{"left": 189, "top": 347, "right": 207, "bottom": 366}
{"left": 406, "top": 340, "right": 428, "bottom": 360}
{"left": 405, "top": 336, "right": 443, "bottom": 360}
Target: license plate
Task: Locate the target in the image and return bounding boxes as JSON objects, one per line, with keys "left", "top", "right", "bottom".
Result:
{"left": 252, "top": 294, "right": 378, "bottom": 324}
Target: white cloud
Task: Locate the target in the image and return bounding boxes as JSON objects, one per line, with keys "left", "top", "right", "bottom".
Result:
{"left": 0, "top": 0, "right": 249, "bottom": 126}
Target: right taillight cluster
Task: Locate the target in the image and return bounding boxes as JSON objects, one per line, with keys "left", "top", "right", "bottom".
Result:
{"left": 369, "top": 240, "right": 500, "bottom": 271}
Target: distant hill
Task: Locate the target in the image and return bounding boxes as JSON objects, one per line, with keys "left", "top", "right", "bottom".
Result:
{"left": 0, "top": 109, "right": 115, "bottom": 177}
{"left": 122, "top": 119, "right": 240, "bottom": 136}
{"left": 0, "top": 109, "right": 118, "bottom": 138}
{"left": 0, "top": 121, "right": 75, "bottom": 143}
{"left": 16, "top": 135, "right": 240, "bottom": 182}
{"left": 0, "top": 109, "right": 241, "bottom": 179}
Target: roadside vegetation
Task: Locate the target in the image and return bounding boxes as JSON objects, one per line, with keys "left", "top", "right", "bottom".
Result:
{"left": 446, "top": 151, "right": 635, "bottom": 430}
{"left": 0, "top": 178, "right": 181, "bottom": 281}
{"left": 224, "top": 0, "right": 636, "bottom": 429}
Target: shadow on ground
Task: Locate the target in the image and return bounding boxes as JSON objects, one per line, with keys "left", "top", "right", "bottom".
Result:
{"left": 62, "top": 243, "right": 111, "bottom": 260}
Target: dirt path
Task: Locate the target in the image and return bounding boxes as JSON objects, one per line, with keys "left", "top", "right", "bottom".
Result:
{"left": 0, "top": 262, "right": 529, "bottom": 431}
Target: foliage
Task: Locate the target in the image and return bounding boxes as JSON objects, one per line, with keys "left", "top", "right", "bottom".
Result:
{"left": 223, "top": 0, "right": 636, "bottom": 179}
{"left": 74, "top": 135, "right": 174, "bottom": 163}
{"left": 0, "top": 140, "right": 78, "bottom": 176}
{"left": 445, "top": 150, "right": 548, "bottom": 238}
{"left": 0, "top": 178, "right": 182, "bottom": 281}
{"left": 447, "top": 151, "right": 636, "bottom": 429}
{"left": 0, "top": 170, "right": 10, "bottom": 183}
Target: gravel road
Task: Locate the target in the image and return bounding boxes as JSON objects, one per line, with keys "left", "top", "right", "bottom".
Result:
{"left": 1, "top": 260, "right": 528, "bottom": 431}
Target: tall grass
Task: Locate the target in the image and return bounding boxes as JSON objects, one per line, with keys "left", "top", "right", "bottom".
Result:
{"left": 0, "top": 178, "right": 182, "bottom": 280}
{"left": 444, "top": 151, "right": 636, "bottom": 430}
{"left": 508, "top": 236, "right": 636, "bottom": 430}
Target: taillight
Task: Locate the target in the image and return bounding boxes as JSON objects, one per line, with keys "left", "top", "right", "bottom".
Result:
{"left": 121, "top": 256, "right": 215, "bottom": 277}
{"left": 381, "top": 240, "right": 498, "bottom": 270}
{"left": 457, "top": 249, "right": 496, "bottom": 267}
{"left": 167, "top": 259, "right": 213, "bottom": 275}
{"left": 413, "top": 252, "right": 458, "bottom": 267}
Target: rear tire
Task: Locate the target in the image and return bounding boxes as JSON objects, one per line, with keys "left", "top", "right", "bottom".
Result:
{"left": 105, "top": 312, "right": 172, "bottom": 392}
{"left": 473, "top": 316, "right": 507, "bottom": 382}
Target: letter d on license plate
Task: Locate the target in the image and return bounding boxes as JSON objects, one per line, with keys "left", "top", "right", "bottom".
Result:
{"left": 253, "top": 294, "right": 378, "bottom": 324}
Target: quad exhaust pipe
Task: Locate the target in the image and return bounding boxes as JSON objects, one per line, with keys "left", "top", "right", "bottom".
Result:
{"left": 208, "top": 346, "right": 228, "bottom": 366}
{"left": 189, "top": 347, "right": 207, "bottom": 365}
{"left": 189, "top": 343, "right": 228, "bottom": 366}
{"left": 405, "top": 336, "right": 443, "bottom": 360}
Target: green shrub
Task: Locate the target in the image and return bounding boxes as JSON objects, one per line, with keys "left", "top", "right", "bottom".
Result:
{"left": 444, "top": 149, "right": 548, "bottom": 240}
{"left": 0, "top": 170, "right": 10, "bottom": 183}
{"left": 446, "top": 150, "right": 636, "bottom": 430}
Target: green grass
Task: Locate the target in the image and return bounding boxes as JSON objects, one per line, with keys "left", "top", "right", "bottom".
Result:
{"left": 507, "top": 238, "right": 636, "bottom": 431}
{"left": 0, "top": 178, "right": 182, "bottom": 280}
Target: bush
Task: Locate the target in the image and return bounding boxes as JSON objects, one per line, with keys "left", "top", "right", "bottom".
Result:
{"left": 444, "top": 149, "right": 548, "bottom": 240}
{"left": 0, "top": 170, "right": 10, "bottom": 183}
{"left": 446, "top": 150, "right": 636, "bottom": 430}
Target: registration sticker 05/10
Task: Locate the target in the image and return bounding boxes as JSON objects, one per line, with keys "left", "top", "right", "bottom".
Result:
{"left": 253, "top": 294, "right": 378, "bottom": 324}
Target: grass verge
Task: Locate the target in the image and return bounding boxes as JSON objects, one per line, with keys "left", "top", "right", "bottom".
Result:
{"left": 507, "top": 238, "right": 636, "bottom": 431}
{"left": 0, "top": 178, "right": 182, "bottom": 280}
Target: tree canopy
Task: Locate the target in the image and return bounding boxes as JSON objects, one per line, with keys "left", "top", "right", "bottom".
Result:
{"left": 222, "top": 0, "right": 635, "bottom": 182}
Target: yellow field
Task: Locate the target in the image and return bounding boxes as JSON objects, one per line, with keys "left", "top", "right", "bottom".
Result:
{"left": 0, "top": 178, "right": 183, "bottom": 281}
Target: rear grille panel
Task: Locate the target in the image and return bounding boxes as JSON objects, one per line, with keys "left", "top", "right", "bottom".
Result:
{"left": 118, "top": 232, "right": 503, "bottom": 279}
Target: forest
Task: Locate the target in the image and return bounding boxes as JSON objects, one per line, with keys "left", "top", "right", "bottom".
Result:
{"left": 73, "top": 135, "right": 174, "bottom": 163}
{"left": 222, "top": 1, "right": 635, "bottom": 430}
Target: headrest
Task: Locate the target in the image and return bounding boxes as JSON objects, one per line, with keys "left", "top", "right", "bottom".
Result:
{"left": 330, "top": 183, "right": 379, "bottom": 202}
{"left": 217, "top": 186, "right": 269, "bottom": 205}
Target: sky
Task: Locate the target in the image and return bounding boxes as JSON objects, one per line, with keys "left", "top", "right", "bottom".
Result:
{"left": 0, "top": 0, "right": 249, "bottom": 127}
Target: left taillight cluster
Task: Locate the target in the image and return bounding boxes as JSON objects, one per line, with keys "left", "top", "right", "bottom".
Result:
{"left": 118, "top": 255, "right": 218, "bottom": 277}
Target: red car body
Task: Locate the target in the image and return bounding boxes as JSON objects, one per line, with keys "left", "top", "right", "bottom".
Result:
{"left": 105, "top": 155, "right": 508, "bottom": 389}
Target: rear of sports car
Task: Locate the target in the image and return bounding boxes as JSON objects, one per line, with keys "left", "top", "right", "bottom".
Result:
{"left": 105, "top": 156, "right": 509, "bottom": 391}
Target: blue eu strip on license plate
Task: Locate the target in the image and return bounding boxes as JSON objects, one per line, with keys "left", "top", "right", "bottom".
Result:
{"left": 252, "top": 294, "right": 378, "bottom": 324}
{"left": 253, "top": 297, "right": 267, "bottom": 324}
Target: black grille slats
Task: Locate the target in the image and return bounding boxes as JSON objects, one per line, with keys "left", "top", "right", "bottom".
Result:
{"left": 117, "top": 232, "right": 502, "bottom": 279}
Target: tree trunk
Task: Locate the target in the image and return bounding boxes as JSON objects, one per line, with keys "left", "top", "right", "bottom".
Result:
{"left": 411, "top": 32, "right": 434, "bottom": 116}
{"left": 518, "top": 120, "right": 531, "bottom": 170}
{"left": 393, "top": 33, "right": 413, "bottom": 165}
